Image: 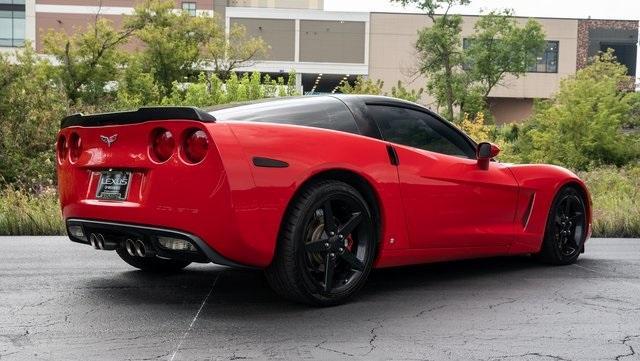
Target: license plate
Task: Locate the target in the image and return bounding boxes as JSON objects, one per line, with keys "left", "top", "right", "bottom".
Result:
{"left": 96, "top": 171, "right": 131, "bottom": 200}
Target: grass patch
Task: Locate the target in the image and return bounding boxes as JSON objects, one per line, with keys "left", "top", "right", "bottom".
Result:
{"left": 0, "top": 187, "right": 65, "bottom": 236}
{"left": 0, "top": 166, "right": 639, "bottom": 237}
{"left": 579, "top": 165, "right": 640, "bottom": 238}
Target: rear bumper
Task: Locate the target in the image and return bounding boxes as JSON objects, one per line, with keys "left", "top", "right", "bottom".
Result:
{"left": 66, "top": 218, "right": 254, "bottom": 268}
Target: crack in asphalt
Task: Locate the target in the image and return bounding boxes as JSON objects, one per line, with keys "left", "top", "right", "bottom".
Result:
{"left": 488, "top": 298, "right": 518, "bottom": 310}
{"left": 168, "top": 272, "right": 222, "bottom": 361}
{"left": 365, "top": 321, "right": 383, "bottom": 355}
{"left": 414, "top": 304, "right": 447, "bottom": 317}
{"left": 314, "top": 340, "right": 357, "bottom": 357}
{"left": 313, "top": 320, "right": 383, "bottom": 358}
{"left": 489, "top": 352, "right": 572, "bottom": 360}
{"left": 614, "top": 335, "right": 639, "bottom": 361}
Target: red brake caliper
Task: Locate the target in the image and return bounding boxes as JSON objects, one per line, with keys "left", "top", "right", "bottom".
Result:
{"left": 346, "top": 234, "right": 354, "bottom": 252}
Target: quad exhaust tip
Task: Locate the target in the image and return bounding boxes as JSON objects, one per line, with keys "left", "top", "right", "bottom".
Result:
{"left": 89, "top": 233, "right": 106, "bottom": 250}
{"left": 134, "top": 239, "right": 146, "bottom": 257}
{"left": 125, "top": 238, "right": 154, "bottom": 258}
{"left": 125, "top": 238, "right": 136, "bottom": 256}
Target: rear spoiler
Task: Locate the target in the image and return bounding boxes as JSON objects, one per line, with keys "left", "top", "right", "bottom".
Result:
{"left": 60, "top": 106, "right": 216, "bottom": 129}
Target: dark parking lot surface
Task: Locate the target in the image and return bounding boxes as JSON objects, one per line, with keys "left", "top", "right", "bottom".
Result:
{"left": 1, "top": 237, "right": 639, "bottom": 360}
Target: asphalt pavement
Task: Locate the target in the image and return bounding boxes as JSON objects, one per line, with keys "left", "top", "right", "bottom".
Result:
{"left": 1, "top": 236, "right": 639, "bottom": 361}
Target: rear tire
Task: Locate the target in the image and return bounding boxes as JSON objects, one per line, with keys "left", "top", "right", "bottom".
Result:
{"left": 265, "top": 180, "right": 377, "bottom": 306}
{"left": 116, "top": 248, "right": 191, "bottom": 272}
{"left": 537, "top": 186, "right": 588, "bottom": 265}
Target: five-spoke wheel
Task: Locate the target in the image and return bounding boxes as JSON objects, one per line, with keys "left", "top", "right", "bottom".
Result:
{"left": 538, "top": 186, "right": 588, "bottom": 265}
{"left": 265, "top": 180, "right": 376, "bottom": 306}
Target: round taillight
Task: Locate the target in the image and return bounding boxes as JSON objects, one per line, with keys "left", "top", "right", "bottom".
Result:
{"left": 69, "top": 132, "right": 82, "bottom": 162}
{"left": 57, "top": 135, "right": 67, "bottom": 163}
{"left": 150, "top": 128, "right": 175, "bottom": 163}
{"left": 183, "top": 129, "right": 209, "bottom": 164}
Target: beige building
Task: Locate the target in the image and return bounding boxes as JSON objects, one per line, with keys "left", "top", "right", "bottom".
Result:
{"left": 2, "top": 0, "right": 638, "bottom": 122}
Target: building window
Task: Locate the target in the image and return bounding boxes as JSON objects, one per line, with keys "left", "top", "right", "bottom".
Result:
{"left": 463, "top": 38, "right": 559, "bottom": 74}
{"left": 182, "top": 2, "right": 196, "bottom": 16}
{"left": 528, "top": 41, "right": 559, "bottom": 73}
{"left": 0, "top": 0, "right": 25, "bottom": 47}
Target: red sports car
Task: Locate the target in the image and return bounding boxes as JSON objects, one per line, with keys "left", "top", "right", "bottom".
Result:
{"left": 57, "top": 95, "right": 591, "bottom": 305}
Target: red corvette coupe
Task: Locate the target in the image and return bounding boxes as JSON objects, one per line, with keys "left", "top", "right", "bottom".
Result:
{"left": 57, "top": 95, "right": 591, "bottom": 305}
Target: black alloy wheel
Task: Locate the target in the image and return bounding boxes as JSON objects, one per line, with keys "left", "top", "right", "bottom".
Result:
{"left": 265, "top": 180, "right": 377, "bottom": 306}
{"left": 539, "top": 186, "right": 587, "bottom": 265}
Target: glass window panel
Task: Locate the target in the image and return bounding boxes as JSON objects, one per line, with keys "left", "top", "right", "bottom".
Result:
{"left": 210, "top": 97, "right": 360, "bottom": 135}
{"left": 0, "top": 16, "right": 11, "bottom": 42}
{"left": 369, "top": 105, "right": 475, "bottom": 158}
{"left": 182, "top": 2, "right": 196, "bottom": 16}
{"left": 527, "top": 41, "right": 559, "bottom": 73}
{"left": 13, "top": 16, "right": 23, "bottom": 42}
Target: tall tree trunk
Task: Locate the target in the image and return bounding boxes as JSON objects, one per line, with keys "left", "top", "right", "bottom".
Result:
{"left": 443, "top": 55, "right": 454, "bottom": 121}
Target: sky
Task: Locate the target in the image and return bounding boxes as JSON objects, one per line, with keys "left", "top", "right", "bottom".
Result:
{"left": 324, "top": 0, "right": 640, "bottom": 21}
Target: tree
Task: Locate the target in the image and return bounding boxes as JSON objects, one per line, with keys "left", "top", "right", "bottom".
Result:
{"left": 390, "top": 80, "right": 424, "bottom": 102}
{"left": 393, "top": 1, "right": 546, "bottom": 122}
{"left": 125, "top": 0, "right": 215, "bottom": 95}
{"left": 127, "top": 0, "right": 268, "bottom": 93}
{"left": 204, "top": 21, "right": 268, "bottom": 81}
{"left": 513, "top": 50, "right": 639, "bottom": 170}
{"left": 338, "top": 76, "right": 384, "bottom": 95}
{"left": 0, "top": 45, "right": 67, "bottom": 187}
{"left": 393, "top": 0, "right": 470, "bottom": 121}
{"left": 43, "top": 16, "right": 134, "bottom": 105}
{"left": 338, "top": 76, "right": 424, "bottom": 103}
{"left": 465, "top": 10, "right": 545, "bottom": 102}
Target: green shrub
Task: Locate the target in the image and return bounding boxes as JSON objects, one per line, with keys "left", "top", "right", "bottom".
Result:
{"left": 579, "top": 165, "right": 640, "bottom": 238}
{"left": 0, "top": 46, "right": 68, "bottom": 188}
{"left": 512, "top": 51, "right": 640, "bottom": 170}
{"left": 0, "top": 187, "right": 65, "bottom": 236}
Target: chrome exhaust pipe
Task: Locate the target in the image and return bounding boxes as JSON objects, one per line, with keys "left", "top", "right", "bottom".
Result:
{"left": 125, "top": 238, "right": 155, "bottom": 258}
{"left": 125, "top": 239, "right": 136, "bottom": 257}
{"left": 89, "top": 233, "right": 115, "bottom": 250}
{"left": 89, "top": 233, "right": 100, "bottom": 250}
{"left": 134, "top": 239, "right": 145, "bottom": 257}
{"left": 95, "top": 233, "right": 105, "bottom": 250}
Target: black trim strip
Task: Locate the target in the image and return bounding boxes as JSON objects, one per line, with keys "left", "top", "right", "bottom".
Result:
{"left": 61, "top": 107, "right": 216, "bottom": 129}
{"left": 252, "top": 157, "right": 289, "bottom": 168}
{"left": 66, "top": 218, "right": 254, "bottom": 269}
{"left": 0, "top": 4, "right": 25, "bottom": 11}
{"left": 386, "top": 145, "right": 399, "bottom": 166}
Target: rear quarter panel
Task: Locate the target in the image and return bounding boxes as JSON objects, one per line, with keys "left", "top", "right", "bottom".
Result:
{"left": 219, "top": 122, "right": 409, "bottom": 268}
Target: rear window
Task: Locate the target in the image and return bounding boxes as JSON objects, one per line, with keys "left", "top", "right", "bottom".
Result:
{"left": 208, "top": 97, "right": 360, "bottom": 135}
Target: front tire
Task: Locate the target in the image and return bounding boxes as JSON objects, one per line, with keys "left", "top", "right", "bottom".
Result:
{"left": 538, "top": 186, "right": 588, "bottom": 265}
{"left": 265, "top": 180, "right": 377, "bottom": 306}
{"left": 116, "top": 248, "right": 191, "bottom": 272}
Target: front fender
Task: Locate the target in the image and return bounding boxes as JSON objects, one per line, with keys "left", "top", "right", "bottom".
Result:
{"left": 507, "top": 164, "right": 592, "bottom": 253}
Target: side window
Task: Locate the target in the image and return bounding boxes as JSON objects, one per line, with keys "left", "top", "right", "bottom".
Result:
{"left": 368, "top": 105, "right": 475, "bottom": 158}
{"left": 210, "top": 97, "right": 360, "bottom": 135}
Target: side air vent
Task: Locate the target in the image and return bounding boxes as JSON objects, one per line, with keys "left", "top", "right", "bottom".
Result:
{"left": 522, "top": 193, "right": 535, "bottom": 229}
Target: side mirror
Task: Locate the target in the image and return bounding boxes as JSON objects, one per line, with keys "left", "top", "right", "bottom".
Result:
{"left": 476, "top": 142, "right": 500, "bottom": 170}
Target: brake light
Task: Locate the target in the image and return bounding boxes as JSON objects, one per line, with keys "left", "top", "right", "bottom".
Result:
{"left": 182, "top": 129, "right": 209, "bottom": 164}
{"left": 57, "top": 135, "right": 67, "bottom": 163}
{"left": 150, "top": 128, "right": 175, "bottom": 163}
{"left": 69, "top": 132, "right": 82, "bottom": 162}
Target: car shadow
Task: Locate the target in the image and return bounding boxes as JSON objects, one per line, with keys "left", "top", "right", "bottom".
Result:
{"left": 80, "top": 255, "right": 557, "bottom": 316}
